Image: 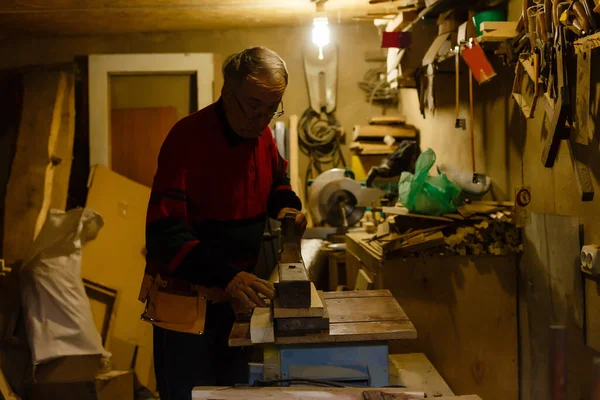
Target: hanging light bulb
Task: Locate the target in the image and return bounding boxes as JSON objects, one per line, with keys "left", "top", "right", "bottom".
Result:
{"left": 312, "top": 17, "right": 330, "bottom": 60}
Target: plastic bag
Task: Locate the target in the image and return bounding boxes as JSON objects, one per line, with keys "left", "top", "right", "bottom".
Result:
{"left": 20, "top": 208, "right": 110, "bottom": 365}
{"left": 398, "top": 148, "right": 462, "bottom": 216}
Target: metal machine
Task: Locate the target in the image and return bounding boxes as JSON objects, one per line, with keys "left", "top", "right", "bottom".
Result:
{"left": 308, "top": 169, "right": 383, "bottom": 228}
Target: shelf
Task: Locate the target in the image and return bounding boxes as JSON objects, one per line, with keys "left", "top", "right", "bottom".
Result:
{"left": 401, "top": 0, "right": 465, "bottom": 32}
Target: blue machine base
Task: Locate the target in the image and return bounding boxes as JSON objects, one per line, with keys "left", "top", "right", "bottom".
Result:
{"left": 277, "top": 341, "right": 389, "bottom": 388}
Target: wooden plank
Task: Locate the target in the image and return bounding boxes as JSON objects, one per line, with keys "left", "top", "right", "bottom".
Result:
{"left": 575, "top": 49, "right": 592, "bottom": 145}
{"left": 192, "top": 387, "right": 481, "bottom": 400}
{"left": 277, "top": 262, "right": 311, "bottom": 308}
{"left": 521, "top": 213, "right": 589, "bottom": 400}
{"left": 275, "top": 293, "right": 330, "bottom": 335}
{"left": 3, "top": 65, "right": 75, "bottom": 263}
{"left": 567, "top": 141, "right": 594, "bottom": 202}
{"left": 369, "top": 115, "right": 407, "bottom": 125}
{"left": 110, "top": 107, "right": 178, "bottom": 188}
{"left": 574, "top": 31, "right": 600, "bottom": 54}
{"left": 355, "top": 269, "right": 374, "bottom": 290}
{"left": 383, "top": 206, "right": 454, "bottom": 222}
{"left": 250, "top": 307, "right": 274, "bottom": 344}
{"left": 389, "top": 353, "right": 454, "bottom": 396}
{"left": 326, "top": 296, "right": 408, "bottom": 323}
{"left": 322, "top": 289, "right": 393, "bottom": 299}
{"left": 277, "top": 320, "right": 417, "bottom": 345}
{"left": 289, "top": 114, "right": 300, "bottom": 195}
{"left": 349, "top": 142, "right": 399, "bottom": 155}
{"left": 0, "top": 368, "right": 18, "bottom": 400}
{"left": 49, "top": 70, "right": 76, "bottom": 213}
{"left": 230, "top": 319, "right": 417, "bottom": 347}
{"left": 352, "top": 124, "right": 417, "bottom": 142}
{"left": 274, "top": 284, "right": 323, "bottom": 319}
{"left": 480, "top": 21, "right": 519, "bottom": 32}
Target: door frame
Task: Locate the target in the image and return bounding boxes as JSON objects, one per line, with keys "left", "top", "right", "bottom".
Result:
{"left": 88, "top": 53, "right": 215, "bottom": 168}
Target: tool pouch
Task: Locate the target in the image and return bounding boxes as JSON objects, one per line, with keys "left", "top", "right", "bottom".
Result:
{"left": 138, "top": 274, "right": 228, "bottom": 335}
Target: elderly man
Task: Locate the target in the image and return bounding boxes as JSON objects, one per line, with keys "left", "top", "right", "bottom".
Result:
{"left": 144, "top": 47, "right": 306, "bottom": 399}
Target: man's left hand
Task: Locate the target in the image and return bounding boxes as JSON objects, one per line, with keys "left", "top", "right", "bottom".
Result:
{"left": 277, "top": 208, "right": 307, "bottom": 237}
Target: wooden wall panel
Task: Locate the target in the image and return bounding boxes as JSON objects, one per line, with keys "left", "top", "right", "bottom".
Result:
{"left": 345, "top": 238, "right": 518, "bottom": 400}
{"left": 520, "top": 213, "right": 595, "bottom": 400}
{"left": 110, "top": 107, "right": 177, "bottom": 188}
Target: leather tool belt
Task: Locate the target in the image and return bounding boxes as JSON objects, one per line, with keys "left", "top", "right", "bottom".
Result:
{"left": 138, "top": 273, "right": 230, "bottom": 335}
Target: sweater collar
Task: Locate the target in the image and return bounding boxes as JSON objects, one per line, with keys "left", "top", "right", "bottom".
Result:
{"left": 215, "top": 97, "right": 245, "bottom": 148}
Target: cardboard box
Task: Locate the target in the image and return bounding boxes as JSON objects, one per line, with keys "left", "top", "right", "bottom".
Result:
{"left": 96, "top": 371, "right": 134, "bottom": 400}
{"left": 34, "top": 355, "right": 102, "bottom": 383}
{"left": 27, "top": 370, "right": 134, "bottom": 400}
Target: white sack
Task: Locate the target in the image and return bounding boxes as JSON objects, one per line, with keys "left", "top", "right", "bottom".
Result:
{"left": 20, "top": 208, "right": 111, "bottom": 365}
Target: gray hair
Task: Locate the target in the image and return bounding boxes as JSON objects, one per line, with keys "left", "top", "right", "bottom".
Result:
{"left": 223, "top": 47, "right": 288, "bottom": 88}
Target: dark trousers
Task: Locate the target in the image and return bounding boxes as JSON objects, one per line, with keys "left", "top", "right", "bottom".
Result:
{"left": 153, "top": 302, "right": 248, "bottom": 400}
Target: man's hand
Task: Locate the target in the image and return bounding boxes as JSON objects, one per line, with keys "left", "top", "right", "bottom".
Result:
{"left": 277, "top": 208, "right": 307, "bottom": 237}
{"left": 225, "top": 272, "right": 275, "bottom": 309}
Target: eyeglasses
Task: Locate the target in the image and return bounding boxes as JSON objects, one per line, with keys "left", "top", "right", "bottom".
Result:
{"left": 232, "top": 93, "right": 285, "bottom": 121}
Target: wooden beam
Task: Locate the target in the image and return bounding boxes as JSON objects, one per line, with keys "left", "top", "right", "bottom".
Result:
{"left": 250, "top": 307, "right": 274, "bottom": 344}
{"left": 274, "top": 283, "right": 324, "bottom": 319}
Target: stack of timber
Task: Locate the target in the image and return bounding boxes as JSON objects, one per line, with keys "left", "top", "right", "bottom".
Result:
{"left": 250, "top": 263, "right": 330, "bottom": 344}
{"left": 350, "top": 116, "right": 417, "bottom": 156}
{"left": 362, "top": 201, "right": 522, "bottom": 258}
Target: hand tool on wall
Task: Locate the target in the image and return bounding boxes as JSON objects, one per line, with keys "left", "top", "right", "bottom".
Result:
{"left": 541, "top": 26, "right": 570, "bottom": 167}
{"left": 455, "top": 47, "right": 466, "bottom": 130}
{"left": 468, "top": 69, "right": 487, "bottom": 188}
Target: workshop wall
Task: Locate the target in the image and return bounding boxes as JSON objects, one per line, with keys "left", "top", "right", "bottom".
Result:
{"left": 396, "top": 0, "right": 600, "bottom": 398}
{"left": 0, "top": 24, "right": 385, "bottom": 185}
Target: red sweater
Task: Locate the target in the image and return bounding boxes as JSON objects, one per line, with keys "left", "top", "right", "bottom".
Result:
{"left": 145, "top": 99, "right": 301, "bottom": 288}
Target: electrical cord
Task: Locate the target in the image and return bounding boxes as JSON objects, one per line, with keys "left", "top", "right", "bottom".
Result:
{"left": 298, "top": 107, "right": 347, "bottom": 195}
{"left": 358, "top": 67, "right": 398, "bottom": 106}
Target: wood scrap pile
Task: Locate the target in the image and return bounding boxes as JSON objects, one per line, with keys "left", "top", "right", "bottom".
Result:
{"left": 350, "top": 116, "right": 417, "bottom": 156}
{"left": 364, "top": 201, "right": 522, "bottom": 258}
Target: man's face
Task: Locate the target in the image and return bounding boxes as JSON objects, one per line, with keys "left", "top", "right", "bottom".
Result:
{"left": 223, "top": 76, "right": 285, "bottom": 138}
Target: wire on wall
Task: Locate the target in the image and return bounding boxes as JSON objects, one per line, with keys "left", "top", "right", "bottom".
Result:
{"left": 298, "top": 108, "right": 346, "bottom": 194}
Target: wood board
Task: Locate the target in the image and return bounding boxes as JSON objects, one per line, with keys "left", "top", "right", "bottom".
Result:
{"left": 345, "top": 233, "right": 518, "bottom": 400}
{"left": 250, "top": 307, "right": 274, "bottom": 344}
{"left": 275, "top": 292, "right": 330, "bottom": 335}
{"left": 352, "top": 124, "right": 417, "bottom": 142}
{"left": 273, "top": 284, "right": 323, "bottom": 319}
{"left": 3, "top": 65, "right": 75, "bottom": 263}
{"left": 230, "top": 290, "right": 416, "bottom": 347}
{"left": 192, "top": 387, "right": 481, "bottom": 400}
{"left": 277, "top": 262, "right": 310, "bottom": 308}
{"left": 349, "top": 142, "right": 399, "bottom": 155}
{"left": 389, "top": 353, "right": 454, "bottom": 397}
{"left": 81, "top": 165, "right": 155, "bottom": 391}
{"left": 520, "top": 213, "right": 591, "bottom": 400}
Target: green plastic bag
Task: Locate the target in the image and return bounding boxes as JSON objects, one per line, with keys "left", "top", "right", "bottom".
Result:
{"left": 398, "top": 148, "right": 462, "bottom": 216}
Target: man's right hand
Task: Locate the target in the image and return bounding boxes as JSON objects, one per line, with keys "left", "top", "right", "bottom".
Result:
{"left": 225, "top": 271, "right": 275, "bottom": 308}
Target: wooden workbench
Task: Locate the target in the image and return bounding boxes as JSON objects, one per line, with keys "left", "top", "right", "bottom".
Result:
{"left": 192, "top": 387, "right": 482, "bottom": 400}
{"left": 229, "top": 290, "right": 417, "bottom": 347}
{"left": 345, "top": 232, "right": 518, "bottom": 400}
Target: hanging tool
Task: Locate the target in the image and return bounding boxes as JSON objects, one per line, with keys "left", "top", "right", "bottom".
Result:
{"left": 455, "top": 47, "right": 466, "bottom": 130}
{"left": 541, "top": 25, "right": 570, "bottom": 167}
{"left": 469, "top": 70, "right": 488, "bottom": 188}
